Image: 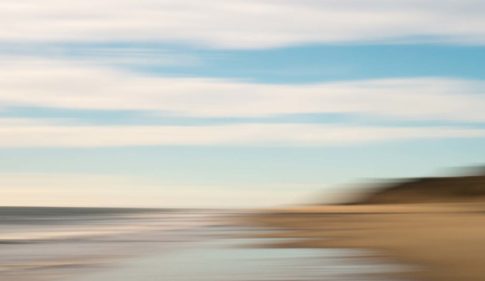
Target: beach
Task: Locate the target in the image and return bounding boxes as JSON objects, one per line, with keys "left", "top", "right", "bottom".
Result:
{"left": 3, "top": 205, "right": 485, "bottom": 281}
{"left": 0, "top": 207, "right": 408, "bottom": 281}
{"left": 248, "top": 203, "right": 485, "bottom": 281}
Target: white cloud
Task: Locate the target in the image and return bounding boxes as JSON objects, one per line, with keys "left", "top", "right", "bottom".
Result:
{"left": 1, "top": 57, "right": 485, "bottom": 122}
{"left": 0, "top": 0, "right": 484, "bottom": 48}
{"left": 0, "top": 118, "right": 484, "bottom": 147}
{"left": 1, "top": 57, "right": 484, "bottom": 148}
{"left": 0, "top": 45, "right": 200, "bottom": 68}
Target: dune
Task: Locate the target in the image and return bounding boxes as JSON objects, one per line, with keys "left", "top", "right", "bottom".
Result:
{"left": 354, "top": 170, "right": 485, "bottom": 204}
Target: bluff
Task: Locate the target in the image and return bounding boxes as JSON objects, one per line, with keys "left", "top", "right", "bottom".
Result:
{"left": 355, "top": 170, "right": 485, "bottom": 204}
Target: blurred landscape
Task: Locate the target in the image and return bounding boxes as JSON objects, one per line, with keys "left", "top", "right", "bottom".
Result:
{"left": 1, "top": 1, "right": 485, "bottom": 281}
{"left": 1, "top": 168, "right": 485, "bottom": 281}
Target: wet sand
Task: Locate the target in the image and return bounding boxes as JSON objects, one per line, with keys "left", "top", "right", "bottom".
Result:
{"left": 248, "top": 203, "right": 485, "bottom": 281}
{"left": 0, "top": 207, "right": 408, "bottom": 281}
{"left": 71, "top": 237, "right": 406, "bottom": 281}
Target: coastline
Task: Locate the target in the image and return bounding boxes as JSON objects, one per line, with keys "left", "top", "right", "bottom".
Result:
{"left": 0, "top": 207, "right": 410, "bottom": 281}
{"left": 246, "top": 203, "right": 485, "bottom": 281}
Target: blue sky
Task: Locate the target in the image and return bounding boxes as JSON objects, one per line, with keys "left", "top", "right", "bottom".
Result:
{"left": 1, "top": 0, "right": 485, "bottom": 207}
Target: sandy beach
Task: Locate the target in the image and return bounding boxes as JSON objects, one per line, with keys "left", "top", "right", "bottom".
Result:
{"left": 248, "top": 203, "right": 485, "bottom": 281}
{"left": 0, "top": 207, "right": 408, "bottom": 281}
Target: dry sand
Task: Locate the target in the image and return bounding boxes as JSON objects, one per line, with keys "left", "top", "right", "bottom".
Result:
{"left": 248, "top": 203, "right": 485, "bottom": 281}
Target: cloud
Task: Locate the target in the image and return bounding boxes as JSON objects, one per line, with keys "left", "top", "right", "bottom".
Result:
{"left": 0, "top": 118, "right": 484, "bottom": 147}
{"left": 1, "top": 57, "right": 485, "bottom": 122}
{"left": 1, "top": 0, "right": 485, "bottom": 48}
{"left": 1, "top": 57, "right": 484, "bottom": 148}
{"left": 0, "top": 44, "right": 200, "bottom": 68}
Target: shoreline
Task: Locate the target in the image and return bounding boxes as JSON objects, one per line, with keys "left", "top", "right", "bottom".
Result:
{"left": 0, "top": 209, "right": 220, "bottom": 281}
{"left": 246, "top": 203, "right": 485, "bottom": 281}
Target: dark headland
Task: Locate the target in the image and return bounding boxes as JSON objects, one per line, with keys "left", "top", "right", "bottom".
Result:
{"left": 354, "top": 170, "right": 485, "bottom": 204}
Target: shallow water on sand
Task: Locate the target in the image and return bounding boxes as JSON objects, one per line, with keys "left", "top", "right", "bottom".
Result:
{"left": 74, "top": 236, "right": 408, "bottom": 281}
{"left": 0, "top": 208, "right": 410, "bottom": 281}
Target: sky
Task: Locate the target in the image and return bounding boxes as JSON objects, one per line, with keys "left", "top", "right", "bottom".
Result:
{"left": 1, "top": 0, "right": 485, "bottom": 208}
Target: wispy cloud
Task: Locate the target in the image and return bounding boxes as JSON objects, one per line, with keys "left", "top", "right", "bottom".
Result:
{"left": 1, "top": 57, "right": 485, "bottom": 122}
{"left": 1, "top": 55, "right": 484, "bottom": 148}
{"left": 0, "top": 44, "right": 200, "bottom": 68}
{"left": 1, "top": 0, "right": 484, "bottom": 48}
{"left": 0, "top": 118, "right": 484, "bottom": 147}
